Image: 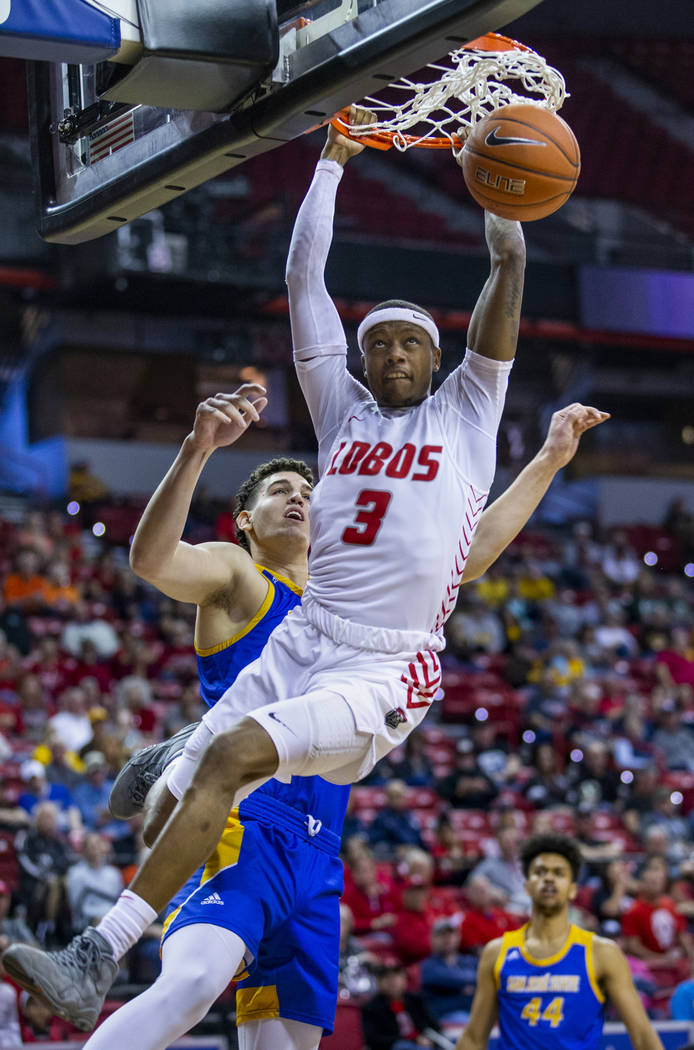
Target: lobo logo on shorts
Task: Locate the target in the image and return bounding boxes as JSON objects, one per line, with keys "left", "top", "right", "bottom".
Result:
{"left": 384, "top": 707, "right": 407, "bottom": 729}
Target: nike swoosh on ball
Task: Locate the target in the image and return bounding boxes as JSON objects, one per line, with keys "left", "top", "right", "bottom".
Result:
{"left": 484, "top": 127, "right": 546, "bottom": 147}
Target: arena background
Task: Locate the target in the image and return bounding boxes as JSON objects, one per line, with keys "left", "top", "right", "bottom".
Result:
{"left": 0, "top": 0, "right": 692, "bottom": 1046}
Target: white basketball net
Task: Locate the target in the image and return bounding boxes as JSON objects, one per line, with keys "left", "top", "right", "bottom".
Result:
{"left": 344, "top": 45, "right": 567, "bottom": 151}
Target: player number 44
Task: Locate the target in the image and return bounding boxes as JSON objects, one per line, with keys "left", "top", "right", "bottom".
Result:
{"left": 342, "top": 489, "right": 392, "bottom": 546}
{"left": 520, "top": 996, "right": 565, "bottom": 1028}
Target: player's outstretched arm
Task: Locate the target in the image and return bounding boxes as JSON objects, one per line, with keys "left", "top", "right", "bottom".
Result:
{"left": 462, "top": 403, "right": 609, "bottom": 582}
{"left": 465, "top": 208, "right": 526, "bottom": 363}
{"left": 129, "top": 384, "right": 267, "bottom": 606}
{"left": 595, "top": 938, "right": 665, "bottom": 1050}
{"left": 455, "top": 939, "right": 500, "bottom": 1050}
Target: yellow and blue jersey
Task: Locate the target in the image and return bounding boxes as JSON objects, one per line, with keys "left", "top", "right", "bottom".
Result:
{"left": 495, "top": 924, "right": 605, "bottom": 1050}
{"left": 164, "top": 564, "right": 348, "bottom": 1033}
{"left": 195, "top": 564, "right": 349, "bottom": 836}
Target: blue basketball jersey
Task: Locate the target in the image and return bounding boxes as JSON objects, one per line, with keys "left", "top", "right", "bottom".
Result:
{"left": 165, "top": 564, "right": 348, "bottom": 1033}
{"left": 495, "top": 924, "right": 605, "bottom": 1050}
{"left": 194, "top": 564, "right": 349, "bottom": 835}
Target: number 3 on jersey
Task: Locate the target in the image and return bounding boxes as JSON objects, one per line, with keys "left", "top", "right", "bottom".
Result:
{"left": 342, "top": 489, "right": 392, "bottom": 546}
{"left": 520, "top": 997, "right": 565, "bottom": 1028}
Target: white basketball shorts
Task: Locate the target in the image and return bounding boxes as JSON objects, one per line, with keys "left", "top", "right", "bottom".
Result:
{"left": 200, "top": 598, "right": 442, "bottom": 785}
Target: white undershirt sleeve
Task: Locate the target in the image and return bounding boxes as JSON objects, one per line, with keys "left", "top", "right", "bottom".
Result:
{"left": 286, "top": 159, "right": 369, "bottom": 460}
{"left": 435, "top": 348, "right": 514, "bottom": 492}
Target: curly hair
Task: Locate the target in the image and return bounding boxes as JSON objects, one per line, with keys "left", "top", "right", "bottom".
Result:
{"left": 520, "top": 833, "right": 582, "bottom": 882}
{"left": 233, "top": 457, "right": 314, "bottom": 553}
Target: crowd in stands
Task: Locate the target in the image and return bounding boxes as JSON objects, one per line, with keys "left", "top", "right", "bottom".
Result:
{"left": 0, "top": 493, "right": 692, "bottom": 1045}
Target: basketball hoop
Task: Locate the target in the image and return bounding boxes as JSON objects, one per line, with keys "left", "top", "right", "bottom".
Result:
{"left": 331, "top": 32, "right": 567, "bottom": 152}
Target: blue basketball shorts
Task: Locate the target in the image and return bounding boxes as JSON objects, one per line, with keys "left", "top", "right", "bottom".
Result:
{"left": 161, "top": 808, "right": 343, "bottom": 1034}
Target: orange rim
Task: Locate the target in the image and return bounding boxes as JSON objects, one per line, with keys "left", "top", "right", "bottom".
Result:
{"left": 329, "top": 31, "right": 534, "bottom": 151}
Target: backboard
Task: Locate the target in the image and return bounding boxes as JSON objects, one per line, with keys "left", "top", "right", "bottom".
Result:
{"left": 28, "top": 0, "right": 546, "bottom": 244}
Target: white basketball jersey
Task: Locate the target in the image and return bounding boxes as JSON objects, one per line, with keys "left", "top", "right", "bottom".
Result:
{"left": 286, "top": 158, "right": 513, "bottom": 641}
{"left": 297, "top": 348, "right": 511, "bottom": 636}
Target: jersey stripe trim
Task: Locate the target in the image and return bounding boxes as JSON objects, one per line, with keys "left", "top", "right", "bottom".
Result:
{"left": 576, "top": 928, "right": 605, "bottom": 1003}
{"left": 517, "top": 923, "right": 583, "bottom": 967}
{"left": 194, "top": 581, "right": 275, "bottom": 656}
{"left": 255, "top": 564, "right": 304, "bottom": 597}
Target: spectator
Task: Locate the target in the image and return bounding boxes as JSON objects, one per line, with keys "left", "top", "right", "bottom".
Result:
{"left": 613, "top": 711, "right": 656, "bottom": 772}
{"left": 43, "top": 559, "right": 81, "bottom": 613}
{"left": 71, "top": 751, "right": 125, "bottom": 843}
{"left": 60, "top": 601, "right": 120, "bottom": 660}
{"left": 361, "top": 958, "right": 440, "bottom": 1050}
{"left": 33, "top": 728, "right": 83, "bottom": 791}
{"left": 469, "top": 826, "right": 530, "bottom": 915}
{"left": 639, "top": 789, "right": 692, "bottom": 869}
{"left": 663, "top": 497, "right": 694, "bottom": 552}
{"left": 3, "top": 549, "right": 48, "bottom": 612}
{"left": 621, "top": 854, "right": 692, "bottom": 990}
{"left": 115, "top": 675, "right": 157, "bottom": 736}
{"left": 420, "top": 916, "right": 478, "bottom": 1025}
{"left": 593, "top": 609, "right": 638, "bottom": 659}
{"left": 567, "top": 738, "right": 622, "bottom": 808}
{"left": 601, "top": 530, "right": 641, "bottom": 585}
{"left": 546, "top": 639, "right": 586, "bottom": 688}
{"left": 338, "top": 902, "right": 377, "bottom": 1000}
{"left": 71, "top": 638, "right": 114, "bottom": 694}
{"left": 15, "top": 673, "right": 52, "bottom": 741}
{"left": 522, "top": 742, "right": 569, "bottom": 809}
{"left": 0, "top": 879, "right": 38, "bottom": 950}
{"left": 342, "top": 791, "right": 370, "bottom": 850}
{"left": 15, "top": 801, "right": 72, "bottom": 944}
{"left": 0, "top": 961, "right": 23, "bottom": 1048}
{"left": 431, "top": 811, "right": 468, "bottom": 886}
{"left": 524, "top": 667, "right": 568, "bottom": 743}
{"left": 573, "top": 803, "right": 621, "bottom": 878}
{"left": 651, "top": 699, "right": 694, "bottom": 771}
{"left": 23, "top": 636, "right": 74, "bottom": 701}
{"left": 623, "top": 765, "right": 661, "bottom": 833}
{"left": 592, "top": 858, "right": 637, "bottom": 936}
{"left": 0, "top": 592, "right": 31, "bottom": 657}
{"left": 471, "top": 721, "right": 519, "bottom": 787}
{"left": 436, "top": 738, "right": 499, "bottom": 810}
{"left": 369, "top": 780, "right": 425, "bottom": 859}
{"left": 48, "top": 685, "right": 94, "bottom": 755}
{"left": 391, "top": 875, "right": 435, "bottom": 966}
{"left": 342, "top": 848, "right": 397, "bottom": 937}
{"left": 0, "top": 776, "right": 30, "bottom": 831}
{"left": 458, "top": 873, "right": 519, "bottom": 952}
{"left": 68, "top": 459, "right": 108, "bottom": 504}
{"left": 391, "top": 734, "right": 435, "bottom": 787}
{"left": 566, "top": 680, "right": 611, "bottom": 743}
{"left": 445, "top": 594, "right": 505, "bottom": 658}
{"left": 16, "top": 759, "right": 80, "bottom": 835}
{"left": 397, "top": 847, "right": 435, "bottom": 889}
{"left": 66, "top": 832, "right": 123, "bottom": 930}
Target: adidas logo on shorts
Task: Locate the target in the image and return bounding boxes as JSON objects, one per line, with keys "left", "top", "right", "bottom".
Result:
{"left": 200, "top": 891, "right": 224, "bottom": 906}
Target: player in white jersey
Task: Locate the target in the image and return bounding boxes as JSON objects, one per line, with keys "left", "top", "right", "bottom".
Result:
{"left": 2, "top": 107, "right": 549, "bottom": 1024}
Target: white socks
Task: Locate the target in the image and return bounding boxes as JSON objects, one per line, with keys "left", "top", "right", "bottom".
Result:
{"left": 96, "top": 890, "right": 158, "bottom": 961}
{"left": 167, "top": 721, "right": 214, "bottom": 801}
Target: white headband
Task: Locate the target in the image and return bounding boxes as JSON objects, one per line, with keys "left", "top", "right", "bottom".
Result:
{"left": 357, "top": 307, "right": 440, "bottom": 353}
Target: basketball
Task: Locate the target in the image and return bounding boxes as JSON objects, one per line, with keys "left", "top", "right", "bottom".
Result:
{"left": 461, "top": 103, "right": 580, "bottom": 221}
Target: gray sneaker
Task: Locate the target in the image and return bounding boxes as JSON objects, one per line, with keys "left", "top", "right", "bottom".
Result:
{"left": 2, "top": 928, "right": 118, "bottom": 1032}
{"left": 108, "top": 721, "right": 199, "bottom": 819}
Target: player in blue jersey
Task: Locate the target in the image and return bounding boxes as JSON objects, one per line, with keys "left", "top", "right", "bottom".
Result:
{"left": 4, "top": 383, "right": 608, "bottom": 1042}
{"left": 456, "top": 833, "right": 664, "bottom": 1050}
